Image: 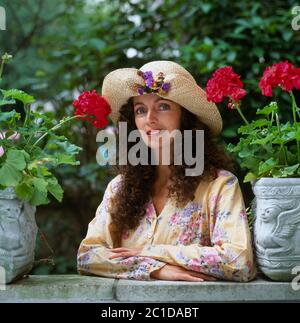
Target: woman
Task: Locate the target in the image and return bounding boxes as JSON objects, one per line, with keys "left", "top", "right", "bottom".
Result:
{"left": 77, "top": 60, "right": 256, "bottom": 282}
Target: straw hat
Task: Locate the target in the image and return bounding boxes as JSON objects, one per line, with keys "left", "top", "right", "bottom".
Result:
{"left": 102, "top": 60, "right": 222, "bottom": 135}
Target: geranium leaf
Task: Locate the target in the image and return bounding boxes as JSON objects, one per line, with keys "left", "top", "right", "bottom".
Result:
{"left": 29, "top": 189, "right": 49, "bottom": 206}
{"left": 258, "top": 157, "right": 278, "bottom": 175}
{"left": 55, "top": 153, "right": 80, "bottom": 166}
{"left": 1, "top": 89, "right": 35, "bottom": 105}
{"left": 0, "top": 110, "right": 19, "bottom": 122}
{"left": 47, "top": 178, "right": 63, "bottom": 202}
{"left": 0, "top": 150, "right": 27, "bottom": 186}
{"left": 32, "top": 177, "right": 48, "bottom": 193}
{"left": 256, "top": 102, "right": 278, "bottom": 115}
{"left": 54, "top": 141, "right": 82, "bottom": 155}
{"left": 6, "top": 149, "right": 27, "bottom": 170}
{"left": 15, "top": 182, "right": 34, "bottom": 201}
{"left": 281, "top": 164, "right": 300, "bottom": 176}
{"left": 244, "top": 172, "right": 257, "bottom": 183}
{"left": 0, "top": 98, "right": 16, "bottom": 106}
{"left": 0, "top": 163, "right": 22, "bottom": 186}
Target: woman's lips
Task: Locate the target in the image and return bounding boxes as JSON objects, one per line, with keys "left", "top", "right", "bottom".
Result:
{"left": 147, "top": 130, "right": 162, "bottom": 136}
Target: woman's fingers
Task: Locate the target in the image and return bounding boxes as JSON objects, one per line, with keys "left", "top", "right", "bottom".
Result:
{"left": 150, "top": 264, "right": 217, "bottom": 282}
{"left": 178, "top": 272, "right": 216, "bottom": 282}
{"left": 109, "top": 247, "right": 141, "bottom": 259}
{"left": 172, "top": 265, "right": 216, "bottom": 281}
{"left": 109, "top": 252, "right": 131, "bottom": 259}
{"left": 176, "top": 267, "right": 216, "bottom": 281}
{"left": 179, "top": 274, "right": 204, "bottom": 282}
{"left": 109, "top": 248, "right": 130, "bottom": 259}
{"left": 190, "top": 272, "right": 216, "bottom": 281}
{"left": 185, "top": 270, "right": 216, "bottom": 281}
{"left": 110, "top": 248, "right": 129, "bottom": 252}
{"left": 109, "top": 254, "right": 122, "bottom": 259}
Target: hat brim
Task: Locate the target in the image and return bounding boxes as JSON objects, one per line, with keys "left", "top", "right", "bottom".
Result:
{"left": 102, "top": 68, "right": 222, "bottom": 136}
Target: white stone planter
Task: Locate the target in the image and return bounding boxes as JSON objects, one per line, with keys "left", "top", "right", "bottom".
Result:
{"left": 0, "top": 188, "right": 37, "bottom": 283}
{"left": 252, "top": 178, "right": 300, "bottom": 281}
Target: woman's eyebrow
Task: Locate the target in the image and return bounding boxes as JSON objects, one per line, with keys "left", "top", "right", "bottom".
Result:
{"left": 134, "top": 98, "right": 170, "bottom": 106}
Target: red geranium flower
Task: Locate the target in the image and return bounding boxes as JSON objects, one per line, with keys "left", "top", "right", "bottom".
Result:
{"left": 259, "top": 61, "right": 300, "bottom": 96}
{"left": 206, "top": 66, "right": 246, "bottom": 108}
{"left": 293, "top": 68, "right": 300, "bottom": 89}
{"left": 73, "top": 90, "right": 111, "bottom": 129}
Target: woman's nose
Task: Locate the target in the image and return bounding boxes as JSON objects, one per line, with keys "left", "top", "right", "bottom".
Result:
{"left": 146, "top": 109, "right": 158, "bottom": 123}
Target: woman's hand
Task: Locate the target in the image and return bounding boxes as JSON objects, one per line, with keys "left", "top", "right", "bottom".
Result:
{"left": 108, "top": 247, "right": 142, "bottom": 259}
{"left": 150, "top": 264, "right": 217, "bottom": 282}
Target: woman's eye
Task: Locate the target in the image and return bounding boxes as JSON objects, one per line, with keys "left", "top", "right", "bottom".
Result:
{"left": 135, "top": 107, "right": 146, "bottom": 115}
{"left": 159, "top": 103, "right": 170, "bottom": 110}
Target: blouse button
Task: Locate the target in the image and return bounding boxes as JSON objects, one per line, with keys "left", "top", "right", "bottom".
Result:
{"left": 147, "top": 233, "right": 152, "bottom": 239}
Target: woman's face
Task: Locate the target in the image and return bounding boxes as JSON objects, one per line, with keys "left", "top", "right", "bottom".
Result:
{"left": 133, "top": 93, "right": 182, "bottom": 150}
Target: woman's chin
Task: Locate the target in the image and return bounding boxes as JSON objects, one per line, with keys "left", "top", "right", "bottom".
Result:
{"left": 147, "top": 140, "right": 171, "bottom": 150}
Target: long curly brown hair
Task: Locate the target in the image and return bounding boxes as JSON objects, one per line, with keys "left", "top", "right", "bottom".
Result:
{"left": 108, "top": 97, "right": 235, "bottom": 247}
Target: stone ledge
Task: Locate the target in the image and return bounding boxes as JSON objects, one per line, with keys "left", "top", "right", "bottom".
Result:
{"left": 0, "top": 275, "right": 115, "bottom": 303}
{"left": 0, "top": 275, "right": 299, "bottom": 303}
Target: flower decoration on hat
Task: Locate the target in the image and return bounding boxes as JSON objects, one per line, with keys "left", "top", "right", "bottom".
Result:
{"left": 134, "top": 70, "right": 171, "bottom": 95}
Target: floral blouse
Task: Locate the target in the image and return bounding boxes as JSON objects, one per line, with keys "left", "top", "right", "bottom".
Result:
{"left": 77, "top": 170, "right": 256, "bottom": 282}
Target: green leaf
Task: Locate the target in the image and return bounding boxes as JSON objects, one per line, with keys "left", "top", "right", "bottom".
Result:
{"left": 252, "top": 47, "right": 264, "bottom": 58}
{"left": 271, "top": 168, "right": 283, "bottom": 178}
{"left": 251, "top": 133, "right": 274, "bottom": 145}
{"left": 0, "top": 149, "right": 27, "bottom": 186}
{"left": 227, "top": 51, "right": 237, "bottom": 62}
{"left": 270, "top": 164, "right": 300, "bottom": 178}
{"left": 200, "top": 3, "right": 212, "bottom": 13}
{"left": 0, "top": 164, "right": 22, "bottom": 186}
{"left": 238, "top": 146, "right": 253, "bottom": 158}
{"left": 258, "top": 158, "right": 278, "bottom": 175}
{"left": 32, "top": 177, "right": 48, "bottom": 193}
{"left": 55, "top": 153, "right": 80, "bottom": 166}
{"left": 15, "top": 182, "right": 34, "bottom": 201}
{"left": 29, "top": 189, "right": 49, "bottom": 206}
{"left": 240, "top": 156, "right": 260, "bottom": 171}
{"left": 222, "top": 126, "right": 237, "bottom": 138}
{"left": 244, "top": 172, "right": 258, "bottom": 183}
{"left": 282, "top": 31, "right": 293, "bottom": 42}
{"left": 7, "top": 150, "right": 27, "bottom": 170}
{"left": 89, "top": 38, "right": 106, "bottom": 51}
{"left": 238, "top": 120, "right": 271, "bottom": 135}
{"left": 47, "top": 178, "right": 63, "bottom": 202}
{"left": 0, "top": 98, "right": 16, "bottom": 106}
{"left": 294, "top": 128, "right": 300, "bottom": 141}
{"left": 281, "top": 164, "right": 299, "bottom": 177}
{"left": 276, "top": 131, "right": 297, "bottom": 144}
{"left": 1, "top": 89, "right": 35, "bottom": 105}
{"left": 39, "top": 167, "right": 52, "bottom": 177}
{"left": 226, "top": 143, "right": 236, "bottom": 153}
{"left": 54, "top": 141, "right": 82, "bottom": 155}
{"left": 256, "top": 102, "right": 278, "bottom": 115}
{"left": 0, "top": 110, "right": 19, "bottom": 122}
{"left": 237, "top": 124, "right": 254, "bottom": 134}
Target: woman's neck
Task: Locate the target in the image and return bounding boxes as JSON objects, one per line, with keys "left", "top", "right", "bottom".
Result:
{"left": 151, "top": 143, "right": 174, "bottom": 192}
{"left": 153, "top": 165, "right": 171, "bottom": 190}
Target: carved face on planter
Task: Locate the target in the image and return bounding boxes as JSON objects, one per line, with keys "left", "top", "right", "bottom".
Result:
{"left": 252, "top": 178, "right": 300, "bottom": 281}
{"left": 0, "top": 197, "right": 37, "bottom": 283}
{"left": 254, "top": 198, "right": 300, "bottom": 257}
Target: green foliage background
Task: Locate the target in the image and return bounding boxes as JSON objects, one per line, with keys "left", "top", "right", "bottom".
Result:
{"left": 0, "top": 0, "right": 299, "bottom": 274}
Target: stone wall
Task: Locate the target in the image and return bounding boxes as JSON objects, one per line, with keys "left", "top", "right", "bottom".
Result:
{"left": 0, "top": 275, "right": 299, "bottom": 303}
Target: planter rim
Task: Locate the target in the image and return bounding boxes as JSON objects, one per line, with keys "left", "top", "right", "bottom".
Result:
{"left": 0, "top": 187, "right": 17, "bottom": 199}
{"left": 251, "top": 177, "right": 300, "bottom": 186}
